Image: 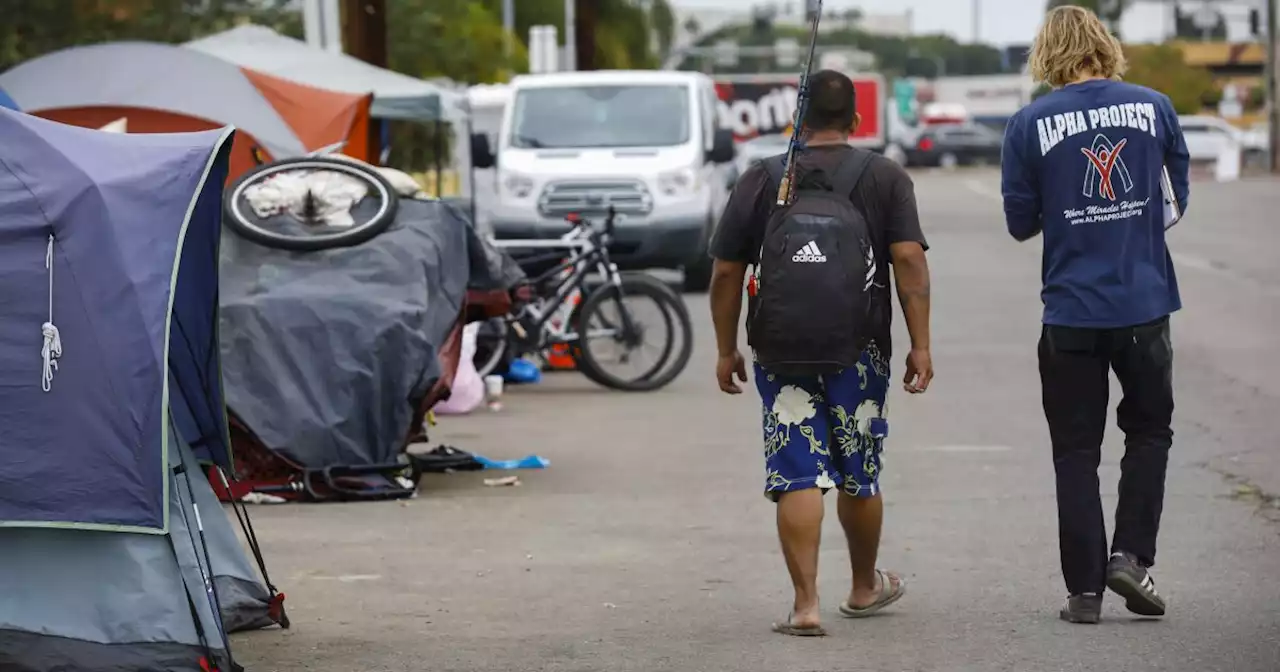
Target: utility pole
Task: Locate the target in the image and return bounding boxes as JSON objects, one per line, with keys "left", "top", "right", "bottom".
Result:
{"left": 1268, "top": 0, "right": 1278, "bottom": 173}
{"left": 503, "top": 0, "right": 515, "bottom": 58}
{"left": 341, "top": 0, "right": 388, "bottom": 162}
{"left": 972, "top": 0, "right": 980, "bottom": 44}
{"left": 564, "top": 0, "right": 577, "bottom": 71}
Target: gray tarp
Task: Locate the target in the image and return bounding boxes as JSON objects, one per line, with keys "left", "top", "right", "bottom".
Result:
{"left": 185, "top": 25, "right": 466, "bottom": 123}
{"left": 218, "top": 199, "right": 516, "bottom": 470}
{"left": 0, "top": 41, "right": 306, "bottom": 158}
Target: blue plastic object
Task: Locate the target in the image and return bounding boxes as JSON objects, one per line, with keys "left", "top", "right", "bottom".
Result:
{"left": 504, "top": 358, "right": 542, "bottom": 384}
{"left": 473, "top": 454, "right": 551, "bottom": 470}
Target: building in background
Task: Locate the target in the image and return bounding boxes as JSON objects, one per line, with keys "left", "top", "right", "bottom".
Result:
{"left": 1123, "top": 0, "right": 1265, "bottom": 43}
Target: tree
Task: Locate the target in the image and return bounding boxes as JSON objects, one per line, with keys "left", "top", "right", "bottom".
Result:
{"left": 1123, "top": 43, "right": 1214, "bottom": 114}
{"left": 474, "top": 0, "right": 660, "bottom": 72}
{"left": 649, "top": 0, "right": 675, "bottom": 61}
{"left": 388, "top": 0, "right": 525, "bottom": 84}
{"left": 0, "top": 0, "right": 301, "bottom": 72}
{"left": 681, "top": 23, "right": 1006, "bottom": 78}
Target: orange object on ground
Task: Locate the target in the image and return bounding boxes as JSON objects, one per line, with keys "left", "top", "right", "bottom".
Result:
{"left": 546, "top": 344, "right": 576, "bottom": 370}
{"left": 544, "top": 291, "right": 582, "bottom": 370}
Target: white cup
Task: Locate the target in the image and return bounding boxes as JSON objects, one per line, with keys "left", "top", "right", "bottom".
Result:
{"left": 483, "top": 375, "right": 505, "bottom": 401}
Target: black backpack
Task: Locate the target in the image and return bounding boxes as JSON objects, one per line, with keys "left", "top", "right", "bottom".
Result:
{"left": 747, "top": 150, "right": 878, "bottom": 376}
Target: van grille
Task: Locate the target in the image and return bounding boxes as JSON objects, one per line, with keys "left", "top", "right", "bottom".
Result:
{"left": 538, "top": 180, "right": 652, "bottom": 218}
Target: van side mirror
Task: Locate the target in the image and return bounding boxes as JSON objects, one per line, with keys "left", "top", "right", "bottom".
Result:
{"left": 709, "top": 129, "right": 736, "bottom": 164}
{"left": 471, "top": 133, "right": 496, "bottom": 169}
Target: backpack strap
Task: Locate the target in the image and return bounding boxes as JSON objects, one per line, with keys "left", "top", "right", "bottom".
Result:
{"left": 828, "top": 149, "right": 875, "bottom": 197}
{"left": 761, "top": 154, "right": 786, "bottom": 189}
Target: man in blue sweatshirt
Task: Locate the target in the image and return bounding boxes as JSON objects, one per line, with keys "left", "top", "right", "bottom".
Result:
{"left": 1001, "top": 6, "right": 1190, "bottom": 625}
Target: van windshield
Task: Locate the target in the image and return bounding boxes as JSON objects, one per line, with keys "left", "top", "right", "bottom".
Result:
{"left": 509, "top": 84, "right": 690, "bottom": 149}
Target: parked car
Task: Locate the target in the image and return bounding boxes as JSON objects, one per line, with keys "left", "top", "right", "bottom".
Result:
{"left": 1178, "top": 115, "right": 1266, "bottom": 164}
{"left": 903, "top": 124, "right": 1003, "bottom": 168}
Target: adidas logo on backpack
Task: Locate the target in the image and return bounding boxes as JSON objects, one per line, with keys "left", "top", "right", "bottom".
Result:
{"left": 792, "top": 241, "right": 827, "bottom": 263}
{"left": 747, "top": 149, "right": 879, "bottom": 377}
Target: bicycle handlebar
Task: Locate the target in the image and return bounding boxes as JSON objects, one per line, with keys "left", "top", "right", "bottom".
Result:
{"left": 564, "top": 206, "right": 619, "bottom": 240}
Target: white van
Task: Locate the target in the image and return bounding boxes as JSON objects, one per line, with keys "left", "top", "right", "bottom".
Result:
{"left": 466, "top": 83, "right": 512, "bottom": 233}
{"left": 474, "top": 70, "right": 736, "bottom": 291}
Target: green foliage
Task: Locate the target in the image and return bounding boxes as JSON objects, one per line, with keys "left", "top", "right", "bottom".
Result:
{"left": 0, "top": 0, "right": 301, "bottom": 72}
{"left": 388, "top": 0, "right": 525, "bottom": 84}
{"left": 649, "top": 0, "right": 676, "bottom": 60}
{"left": 681, "top": 23, "right": 1005, "bottom": 78}
{"left": 1122, "top": 43, "right": 1214, "bottom": 114}
{"left": 475, "top": 0, "right": 660, "bottom": 74}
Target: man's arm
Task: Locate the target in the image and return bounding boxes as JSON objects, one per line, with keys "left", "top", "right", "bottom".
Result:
{"left": 707, "top": 164, "right": 769, "bottom": 393}
{"left": 884, "top": 168, "right": 932, "bottom": 392}
{"left": 885, "top": 170, "right": 931, "bottom": 352}
{"left": 891, "top": 242, "right": 930, "bottom": 352}
{"left": 710, "top": 259, "right": 748, "bottom": 357}
{"left": 1001, "top": 114, "right": 1042, "bottom": 242}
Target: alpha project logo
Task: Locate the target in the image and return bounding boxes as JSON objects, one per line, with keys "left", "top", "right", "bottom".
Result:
{"left": 792, "top": 241, "right": 827, "bottom": 263}
{"left": 1080, "top": 134, "right": 1134, "bottom": 201}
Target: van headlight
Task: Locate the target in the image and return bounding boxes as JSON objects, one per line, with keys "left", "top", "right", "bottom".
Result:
{"left": 501, "top": 172, "right": 535, "bottom": 199}
{"left": 657, "top": 167, "right": 698, "bottom": 196}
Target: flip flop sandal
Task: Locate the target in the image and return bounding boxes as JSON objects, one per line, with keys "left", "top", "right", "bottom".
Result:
{"left": 771, "top": 614, "right": 827, "bottom": 637}
{"left": 839, "top": 569, "right": 907, "bottom": 619}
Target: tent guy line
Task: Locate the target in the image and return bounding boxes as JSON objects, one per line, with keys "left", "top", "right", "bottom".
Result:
{"left": 41, "top": 234, "right": 62, "bottom": 393}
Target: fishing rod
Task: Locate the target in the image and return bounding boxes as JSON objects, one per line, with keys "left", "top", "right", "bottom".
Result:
{"left": 775, "top": 0, "right": 825, "bottom": 207}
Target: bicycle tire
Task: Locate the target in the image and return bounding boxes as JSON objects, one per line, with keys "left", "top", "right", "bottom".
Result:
{"left": 573, "top": 275, "right": 692, "bottom": 392}
{"left": 223, "top": 156, "right": 400, "bottom": 252}
{"left": 472, "top": 317, "right": 512, "bottom": 378}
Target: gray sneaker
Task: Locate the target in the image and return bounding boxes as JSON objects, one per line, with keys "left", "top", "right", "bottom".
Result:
{"left": 1059, "top": 593, "right": 1102, "bottom": 624}
{"left": 1106, "top": 552, "right": 1167, "bottom": 617}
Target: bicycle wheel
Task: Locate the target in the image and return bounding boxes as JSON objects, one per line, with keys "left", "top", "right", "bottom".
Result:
{"left": 573, "top": 274, "right": 693, "bottom": 392}
{"left": 223, "top": 156, "right": 400, "bottom": 252}
{"left": 472, "top": 317, "right": 511, "bottom": 378}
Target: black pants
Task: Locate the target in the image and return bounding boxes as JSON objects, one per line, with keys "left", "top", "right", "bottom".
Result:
{"left": 1038, "top": 316, "right": 1174, "bottom": 596}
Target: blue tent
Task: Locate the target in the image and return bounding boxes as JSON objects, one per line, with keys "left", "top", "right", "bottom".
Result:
{"left": 0, "top": 87, "right": 16, "bottom": 110}
{"left": 0, "top": 107, "right": 235, "bottom": 534}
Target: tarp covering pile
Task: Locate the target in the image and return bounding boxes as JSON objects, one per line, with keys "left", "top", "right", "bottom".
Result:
{"left": 0, "top": 109, "right": 281, "bottom": 671}
{"left": 219, "top": 199, "right": 519, "bottom": 490}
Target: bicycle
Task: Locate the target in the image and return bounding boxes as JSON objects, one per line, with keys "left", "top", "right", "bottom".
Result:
{"left": 475, "top": 206, "right": 693, "bottom": 392}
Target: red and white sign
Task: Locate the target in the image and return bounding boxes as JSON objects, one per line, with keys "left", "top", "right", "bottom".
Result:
{"left": 713, "top": 73, "right": 886, "bottom": 149}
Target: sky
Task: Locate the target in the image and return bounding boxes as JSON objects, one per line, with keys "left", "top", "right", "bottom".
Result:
{"left": 670, "top": 0, "right": 1258, "bottom": 46}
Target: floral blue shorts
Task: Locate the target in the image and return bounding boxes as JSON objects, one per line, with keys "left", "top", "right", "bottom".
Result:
{"left": 754, "top": 343, "right": 891, "bottom": 500}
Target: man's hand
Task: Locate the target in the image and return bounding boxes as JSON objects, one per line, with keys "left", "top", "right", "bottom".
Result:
{"left": 903, "top": 348, "right": 933, "bottom": 394}
{"left": 717, "top": 351, "right": 748, "bottom": 394}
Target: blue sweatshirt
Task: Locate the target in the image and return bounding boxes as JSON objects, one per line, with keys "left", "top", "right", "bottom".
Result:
{"left": 1002, "top": 79, "right": 1190, "bottom": 328}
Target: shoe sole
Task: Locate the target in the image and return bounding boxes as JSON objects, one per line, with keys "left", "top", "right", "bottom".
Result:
{"left": 1106, "top": 572, "right": 1166, "bottom": 617}
{"left": 1059, "top": 610, "right": 1100, "bottom": 624}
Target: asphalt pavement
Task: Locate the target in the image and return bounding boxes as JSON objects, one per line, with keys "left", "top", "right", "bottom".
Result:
{"left": 229, "top": 168, "right": 1280, "bottom": 672}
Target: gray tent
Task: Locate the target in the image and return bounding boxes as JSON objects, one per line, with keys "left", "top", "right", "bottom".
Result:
{"left": 0, "top": 41, "right": 308, "bottom": 158}
{"left": 185, "top": 25, "right": 466, "bottom": 123}
{"left": 0, "top": 435, "right": 279, "bottom": 671}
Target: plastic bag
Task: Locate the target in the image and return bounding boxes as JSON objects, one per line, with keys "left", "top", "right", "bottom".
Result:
{"left": 435, "top": 322, "right": 485, "bottom": 415}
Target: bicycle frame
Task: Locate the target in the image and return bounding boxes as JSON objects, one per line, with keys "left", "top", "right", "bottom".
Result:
{"left": 488, "top": 210, "right": 626, "bottom": 350}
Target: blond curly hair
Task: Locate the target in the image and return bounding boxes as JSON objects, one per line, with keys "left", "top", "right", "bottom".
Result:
{"left": 1028, "top": 6, "right": 1127, "bottom": 88}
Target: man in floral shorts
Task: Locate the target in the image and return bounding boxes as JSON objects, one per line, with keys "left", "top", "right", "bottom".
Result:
{"left": 707, "top": 69, "right": 933, "bottom": 638}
